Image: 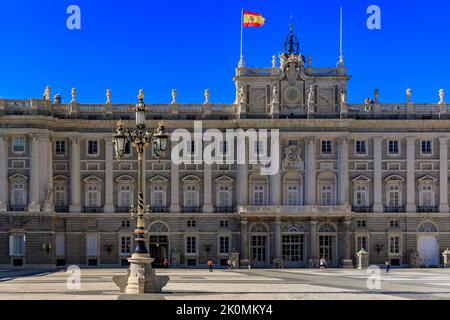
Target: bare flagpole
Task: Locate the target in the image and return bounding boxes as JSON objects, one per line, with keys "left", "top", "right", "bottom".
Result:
{"left": 339, "top": 7, "right": 344, "bottom": 66}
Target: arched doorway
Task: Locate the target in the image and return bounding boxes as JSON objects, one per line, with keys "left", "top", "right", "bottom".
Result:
{"left": 318, "top": 222, "right": 338, "bottom": 267}
{"left": 281, "top": 222, "right": 306, "bottom": 268}
{"left": 249, "top": 222, "right": 270, "bottom": 268}
{"left": 417, "top": 222, "right": 439, "bottom": 267}
{"left": 148, "top": 221, "right": 170, "bottom": 268}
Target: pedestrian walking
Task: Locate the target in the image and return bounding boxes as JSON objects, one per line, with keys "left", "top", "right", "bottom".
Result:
{"left": 385, "top": 260, "right": 391, "bottom": 274}
{"left": 319, "top": 257, "right": 326, "bottom": 271}
{"left": 163, "top": 258, "right": 169, "bottom": 269}
{"left": 227, "top": 259, "right": 231, "bottom": 269}
{"left": 207, "top": 259, "right": 214, "bottom": 272}
{"left": 232, "top": 260, "right": 237, "bottom": 270}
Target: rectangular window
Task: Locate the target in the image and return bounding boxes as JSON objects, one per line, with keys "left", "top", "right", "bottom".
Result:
{"left": 282, "top": 235, "right": 304, "bottom": 262}
{"left": 12, "top": 137, "right": 25, "bottom": 153}
{"left": 388, "top": 185, "right": 401, "bottom": 206}
{"left": 219, "top": 236, "right": 230, "bottom": 254}
{"left": 218, "top": 186, "right": 232, "bottom": 207}
{"left": 187, "top": 220, "right": 196, "bottom": 228}
{"left": 121, "top": 236, "right": 132, "bottom": 255}
{"left": 87, "top": 186, "right": 100, "bottom": 207}
{"left": 355, "top": 185, "right": 368, "bottom": 206}
{"left": 9, "top": 235, "right": 25, "bottom": 256}
{"left": 184, "top": 185, "right": 199, "bottom": 207}
{"left": 356, "top": 236, "right": 368, "bottom": 251}
{"left": 86, "top": 235, "right": 99, "bottom": 256}
{"left": 355, "top": 140, "right": 367, "bottom": 155}
{"left": 320, "top": 185, "right": 333, "bottom": 206}
{"left": 152, "top": 186, "right": 165, "bottom": 207}
{"left": 252, "top": 185, "right": 265, "bottom": 205}
{"left": 119, "top": 185, "right": 132, "bottom": 208}
{"left": 54, "top": 184, "right": 67, "bottom": 207}
{"left": 388, "top": 140, "right": 399, "bottom": 155}
{"left": 12, "top": 183, "right": 26, "bottom": 206}
{"left": 357, "top": 220, "right": 367, "bottom": 228}
{"left": 186, "top": 237, "right": 196, "bottom": 254}
{"left": 121, "top": 220, "right": 131, "bottom": 228}
{"left": 286, "top": 185, "right": 300, "bottom": 206}
{"left": 220, "top": 220, "right": 229, "bottom": 228}
{"left": 88, "top": 140, "right": 99, "bottom": 155}
{"left": 55, "top": 140, "right": 66, "bottom": 154}
{"left": 287, "top": 140, "right": 297, "bottom": 146}
{"left": 321, "top": 140, "right": 332, "bottom": 154}
{"left": 421, "top": 140, "right": 432, "bottom": 155}
{"left": 420, "top": 185, "right": 434, "bottom": 206}
{"left": 390, "top": 220, "right": 400, "bottom": 228}
{"left": 389, "top": 236, "right": 400, "bottom": 254}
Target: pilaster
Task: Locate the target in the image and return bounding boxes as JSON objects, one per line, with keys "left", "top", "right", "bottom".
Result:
{"left": 373, "top": 137, "right": 383, "bottom": 212}
{"left": 439, "top": 137, "right": 449, "bottom": 212}
{"left": 406, "top": 137, "right": 416, "bottom": 212}
{"left": 104, "top": 139, "right": 115, "bottom": 213}
{"left": 305, "top": 137, "right": 316, "bottom": 205}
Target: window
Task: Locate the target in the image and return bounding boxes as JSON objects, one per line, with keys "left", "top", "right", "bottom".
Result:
{"left": 355, "top": 140, "right": 367, "bottom": 155}
{"left": 124, "top": 143, "right": 131, "bottom": 155}
{"left": 355, "top": 163, "right": 368, "bottom": 171}
{"left": 282, "top": 235, "right": 304, "bottom": 262}
{"left": 54, "top": 184, "right": 67, "bottom": 208}
{"left": 421, "top": 140, "right": 432, "bottom": 155}
{"left": 220, "top": 141, "right": 228, "bottom": 155}
{"left": 321, "top": 140, "right": 332, "bottom": 154}
{"left": 186, "top": 237, "right": 196, "bottom": 254}
{"left": 152, "top": 185, "right": 166, "bottom": 207}
{"left": 252, "top": 185, "right": 265, "bottom": 205}
{"left": 55, "top": 140, "right": 66, "bottom": 154}
{"left": 187, "top": 220, "right": 196, "bottom": 228}
{"left": 86, "top": 185, "right": 100, "bottom": 207}
{"left": 88, "top": 140, "right": 99, "bottom": 155}
{"left": 354, "top": 185, "right": 368, "bottom": 206}
{"left": 320, "top": 185, "right": 333, "bottom": 206}
{"left": 388, "top": 140, "right": 399, "bottom": 155}
{"left": 9, "top": 235, "right": 25, "bottom": 256}
{"left": 356, "top": 236, "right": 368, "bottom": 251}
{"left": 286, "top": 185, "right": 300, "bottom": 206}
{"left": 390, "top": 220, "right": 400, "bottom": 228}
{"left": 12, "top": 183, "right": 26, "bottom": 206}
{"left": 121, "top": 220, "right": 131, "bottom": 228}
{"left": 420, "top": 185, "right": 434, "bottom": 206}
{"left": 220, "top": 220, "right": 229, "bottom": 228}
{"left": 184, "top": 185, "right": 199, "bottom": 207}
{"left": 120, "top": 236, "right": 132, "bottom": 255}
{"left": 357, "top": 220, "right": 367, "bottom": 228}
{"left": 12, "top": 137, "right": 25, "bottom": 153}
{"left": 217, "top": 186, "right": 232, "bottom": 207}
{"left": 119, "top": 185, "right": 132, "bottom": 208}
{"left": 219, "top": 236, "right": 230, "bottom": 254}
{"left": 287, "top": 140, "right": 297, "bottom": 146}
{"left": 86, "top": 235, "right": 99, "bottom": 256}
{"left": 389, "top": 236, "right": 400, "bottom": 254}
{"left": 388, "top": 185, "right": 401, "bottom": 206}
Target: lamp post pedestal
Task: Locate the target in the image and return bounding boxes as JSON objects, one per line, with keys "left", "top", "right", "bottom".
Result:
{"left": 124, "top": 253, "right": 169, "bottom": 294}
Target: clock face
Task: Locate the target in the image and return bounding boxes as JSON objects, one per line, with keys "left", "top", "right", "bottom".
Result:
{"left": 284, "top": 85, "right": 302, "bottom": 106}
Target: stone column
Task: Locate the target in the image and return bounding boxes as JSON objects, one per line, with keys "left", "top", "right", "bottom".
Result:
{"left": 39, "top": 134, "right": 48, "bottom": 205}
{"left": 406, "top": 137, "right": 416, "bottom": 212}
{"left": 342, "top": 219, "right": 353, "bottom": 268}
{"left": 69, "top": 136, "right": 81, "bottom": 212}
{"left": 439, "top": 138, "right": 449, "bottom": 212}
{"left": 203, "top": 163, "right": 213, "bottom": 212}
{"left": 373, "top": 137, "right": 383, "bottom": 212}
{"left": 104, "top": 139, "right": 114, "bottom": 213}
{"left": 29, "top": 134, "right": 41, "bottom": 212}
{"left": 44, "top": 135, "right": 54, "bottom": 212}
{"left": 270, "top": 137, "right": 282, "bottom": 205}
{"left": 237, "top": 136, "right": 248, "bottom": 206}
{"left": 0, "top": 135, "right": 7, "bottom": 211}
{"left": 338, "top": 137, "right": 349, "bottom": 205}
{"left": 309, "top": 220, "right": 318, "bottom": 267}
{"left": 305, "top": 137, "right": 317, "bottom": 205}
{"left": 170, "top": 162, "right": 180, "bottom": 213}
{"left": 240, "top": 219, "right": 249, "bottom": 267}
{"left": 273, "top": 218, "right": 282, "bottom": 260}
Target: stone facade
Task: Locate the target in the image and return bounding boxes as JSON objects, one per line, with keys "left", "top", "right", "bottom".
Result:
{"left": 0, "top": 29, "right": 449, "bottom": 269}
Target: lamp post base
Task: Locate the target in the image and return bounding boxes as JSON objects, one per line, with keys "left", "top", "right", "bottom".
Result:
{"left": 114, "top": 253, "right": 169, "bottom": 294}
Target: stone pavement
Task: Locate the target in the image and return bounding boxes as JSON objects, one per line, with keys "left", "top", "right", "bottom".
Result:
{"left": 1, "top": 268, "right": 450, "bottom": 300}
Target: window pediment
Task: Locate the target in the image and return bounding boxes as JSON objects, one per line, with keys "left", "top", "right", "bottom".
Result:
{"left": 352, "top": 175, "right": 372, "bottom": 184}
{"left": 215, "top": 175, "right": 234, "bottom": 184}
{"left": 384, "top": 175, "right": 404, "bottom": 182}
{"left": 53, "top": 175, "right": 68, "bottom": 182}
{"left": 116, "top": 175, "right": 136, "bottom": 183}
{"left": 9, "top": 173, "right": 28, "bottom": 181}
{"left": 82, "top": 175, "right": 103, "bottom": 183}
{"left": 317, "top": 170, "right": 337, "bottom": 182}
{"left": 417, "top": 175, "right": 437, "bottom": 183}
{"left": 182, "top": 175, "right": 201, "bottom": 185}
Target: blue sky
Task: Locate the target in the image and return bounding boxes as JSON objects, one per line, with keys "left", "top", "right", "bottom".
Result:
{"left": 0, "top": 0, "right": 449, "bottom": 104}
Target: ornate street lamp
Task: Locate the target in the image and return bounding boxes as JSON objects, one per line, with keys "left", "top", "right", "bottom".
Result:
{"left": 112, "top": 90, "right": 169, "bottom": 294}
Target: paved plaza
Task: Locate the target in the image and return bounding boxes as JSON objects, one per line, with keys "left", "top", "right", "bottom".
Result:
{"left": 1, "top": 268, "right": 450, "bottom": 300}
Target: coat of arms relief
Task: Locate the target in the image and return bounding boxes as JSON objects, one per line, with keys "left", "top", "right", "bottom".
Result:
{"left": 282, "top": 145, "right": 304, "bottom": 170}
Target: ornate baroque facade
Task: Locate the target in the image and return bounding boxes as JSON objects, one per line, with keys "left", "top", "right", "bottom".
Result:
{"left": 0, "top": 28, "right": 449, "bottom": 269}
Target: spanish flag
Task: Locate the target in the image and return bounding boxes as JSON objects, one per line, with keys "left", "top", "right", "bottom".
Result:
{"left": 243, "top": 11, "right": 265, "bottom": 27}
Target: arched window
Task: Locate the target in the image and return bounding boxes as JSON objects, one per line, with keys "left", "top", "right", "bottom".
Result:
{"left": 418, "top": 222, "right": 438, "bottom": 233}
{"left": 250, "top": 222, "right": 269, "bottom": 233}
{"left": 318, "top": 223, "right": 337, "bottom": 233}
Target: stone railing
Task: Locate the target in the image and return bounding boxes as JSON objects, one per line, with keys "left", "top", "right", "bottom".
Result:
{"left": 347, "top": 103, "right": 448, "bottom": 117}
{"left": 238, "top": 205, "right": 352, "bottom": 215}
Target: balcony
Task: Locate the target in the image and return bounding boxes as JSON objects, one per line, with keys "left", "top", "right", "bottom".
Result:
{"left": 7, "top": 205, "right": 27, "bottom": 212}
{"left": 54, "top": 206, "right": 69, "bottom": 213}
{"left": 149, "top": 206, "right": 169, "bottom": 213}
{"left": 417, "top": 206, "right": 438, "bottom": 213}
{"left": 214, "top": 206, "right": 236, "bottom": 213}
{"left": 352, "top": 206, "right": 373, "bottom": 213}
{"left": 115, "top": 206, "right": 132, "bottom": 213}
{"left": 384, "top": 206, "right": 405, "bottom": 213}
{"left": 83, "top": 207, "right": 104, "bottom": 213}
{"left": 181, "top": 206, "right": 202, "bottom": 213}
{"left": 238, "top": 205, "right": 352, "bottom": 216}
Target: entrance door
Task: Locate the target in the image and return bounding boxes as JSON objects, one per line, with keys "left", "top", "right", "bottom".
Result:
{"left": 417, "top": 235, "right": 439, "bottom": 267}
{"left": 282, "top": 235, "right": 304, "bottom": 268}
{"left": 251, "top": 236, "right": 267, "bottom": 268}
{"left": 319, "top": 236, "right": 333, "bottom": 267}
{"left": 149, "top": 235, "right": 168, "bottom": 268}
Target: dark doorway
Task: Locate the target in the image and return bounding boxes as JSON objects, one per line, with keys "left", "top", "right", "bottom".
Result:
{"left": 149, "top": 235, "right": 168, "bottom": 268}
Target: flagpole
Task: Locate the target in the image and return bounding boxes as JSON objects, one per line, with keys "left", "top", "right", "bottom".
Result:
{"left": 240, "top": 8, "right": 244, "bottom": 64}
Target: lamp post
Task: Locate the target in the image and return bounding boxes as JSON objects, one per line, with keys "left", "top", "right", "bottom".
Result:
{"left": 112, "top": 89, "right": 169, "bottom": 293}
